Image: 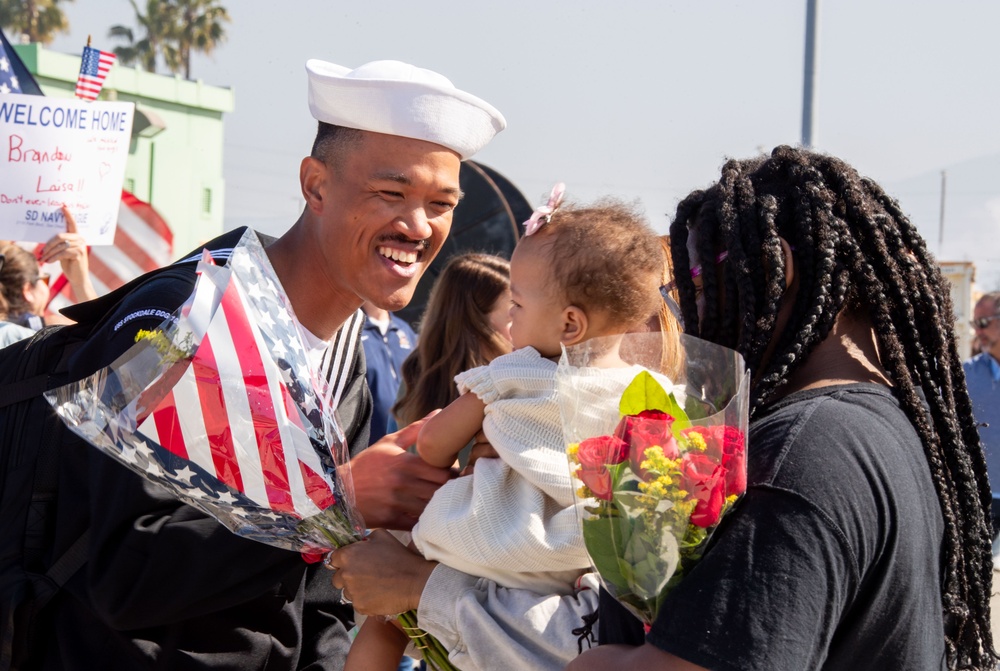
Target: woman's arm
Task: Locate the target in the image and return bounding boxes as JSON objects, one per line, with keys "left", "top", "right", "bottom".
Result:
{"left": 416, "top": 392, "right": 486, "bottom": 468}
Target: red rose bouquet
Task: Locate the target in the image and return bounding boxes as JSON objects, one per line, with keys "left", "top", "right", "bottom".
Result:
{"left": 558, "top": 331, "right": 749, "bottom": 625}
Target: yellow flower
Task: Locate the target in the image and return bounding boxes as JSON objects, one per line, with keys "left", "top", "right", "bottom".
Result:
{"left": 134, "top": 327, "right": 194, "bottom": 365}
{"left": 641, "top": 445, "right": 677, "bottom": 474}
{"left": 686, "top": 431, "right": 707, "bottom": 452}
{"left": 638, "top": 479, "right": 667, "bottom": 499}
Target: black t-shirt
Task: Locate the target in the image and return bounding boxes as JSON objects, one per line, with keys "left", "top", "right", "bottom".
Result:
{"left": 43, "top": 229, "right": 372, "bottom": 670}
{"left": 605, "top": 383, "right": 947, "bottom": 670}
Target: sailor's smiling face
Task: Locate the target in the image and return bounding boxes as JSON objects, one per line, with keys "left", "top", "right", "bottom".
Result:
{"left": 311, "top": 129, "right": 462, "bottom": 312}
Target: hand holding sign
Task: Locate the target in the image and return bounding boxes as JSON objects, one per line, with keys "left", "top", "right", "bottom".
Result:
{"left": 39, "top": 205, "right": 87, "bottom": 263}
{"left": 38, "top": 204, "right": 97, "bottom": 304}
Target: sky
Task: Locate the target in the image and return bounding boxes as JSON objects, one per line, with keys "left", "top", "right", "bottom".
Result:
{"left": 44, "top": 0, "right": 1000, "bottom": 289}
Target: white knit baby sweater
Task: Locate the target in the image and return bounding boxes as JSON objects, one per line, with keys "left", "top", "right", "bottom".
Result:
{"left": 411, "top": 347, "right": 648, "bottom": 595}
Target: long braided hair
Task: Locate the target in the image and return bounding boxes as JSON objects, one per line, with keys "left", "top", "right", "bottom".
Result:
{"left": 669, "top": 145, "right": 995, "bottom": 669}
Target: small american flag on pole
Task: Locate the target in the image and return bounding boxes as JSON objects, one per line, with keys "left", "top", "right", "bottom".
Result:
{"left": 75, "top": 45, "right": 116, "bottom": 101}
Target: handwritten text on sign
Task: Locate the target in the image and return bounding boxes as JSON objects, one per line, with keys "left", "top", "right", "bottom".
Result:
{"left": 0, "top": 93, "right": 134, "bottom": 245}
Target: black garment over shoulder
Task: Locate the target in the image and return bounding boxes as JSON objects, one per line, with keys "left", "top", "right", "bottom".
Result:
{"left": 41, "top": 229, "right": 372, "bottom": 671}
{"left": 605, "top": 384, "right": 948, "bottom": 671}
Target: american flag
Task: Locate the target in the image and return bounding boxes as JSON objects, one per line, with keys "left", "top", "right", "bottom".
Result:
{"left": 75, "top": 45, "right": 116, "bottom": 101}
{"left": 136, "top": 257, "right": 338, "bottom": 518}
{"left": 48, "top": 231, "right": 364, "bottom": 553}
{"left": 49, "top": 232, "right": 362, "bottom": 551}
{"left": 0, "top": 28, "right": 41, "bottom": 95}
{"left": 45, "top": 190, "right": 174, "bottom": 313}
{"left": 0, "top": 38, "right": 22, "bottom": 94}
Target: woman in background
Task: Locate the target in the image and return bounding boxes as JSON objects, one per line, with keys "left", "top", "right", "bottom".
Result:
{"left": 0, "top": 243, "right": 52, "bottom": 334}
{"left": 0, "top": 206, "right": 97, "bottom": 339}
{"left": 392, "top": 252, "right": 513, "bottom": 429}
{"left": 0, "top": 242, "right": 37, "bottom": 346}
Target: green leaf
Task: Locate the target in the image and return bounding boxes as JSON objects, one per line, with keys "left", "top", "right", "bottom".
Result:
{"left": 619, "top": 371, "right": 670, "bottom": 416}
{"left": 618, "top": 371, "right": 692, "bottom": 435}
{"left": 613, "top": 491, "right": 649, "bottom": 518}
{"left": 583, "top": 516, "right": 632, "bottom": 593}
{"left": 663, "top": 392, "right": 691, "bottom": 433}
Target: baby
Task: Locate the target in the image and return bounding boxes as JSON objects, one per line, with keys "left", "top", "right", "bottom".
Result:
{"left": 346, "top": 190, "right": 667, "bottom": 671}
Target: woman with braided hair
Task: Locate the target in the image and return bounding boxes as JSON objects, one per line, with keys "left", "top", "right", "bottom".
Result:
{"left": 570, "top": 145, "right": 996, "bottom": 670}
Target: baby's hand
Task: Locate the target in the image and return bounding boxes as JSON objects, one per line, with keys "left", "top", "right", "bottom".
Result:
{"left": 461, "top": 429, "right": 498, "bottom": 476}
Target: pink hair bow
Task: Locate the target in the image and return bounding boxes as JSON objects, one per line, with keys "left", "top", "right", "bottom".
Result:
{"left": 523, "top": 182, "right": 566, "bottom": 236}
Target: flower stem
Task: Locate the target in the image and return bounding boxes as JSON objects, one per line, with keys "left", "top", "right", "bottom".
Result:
{"left": 397, "top": 609, "right": 459, "bottom": 671}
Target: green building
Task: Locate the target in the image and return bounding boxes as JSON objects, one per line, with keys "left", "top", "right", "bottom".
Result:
{"left": 14, "top": 43, "right": 235, "bottom": 257}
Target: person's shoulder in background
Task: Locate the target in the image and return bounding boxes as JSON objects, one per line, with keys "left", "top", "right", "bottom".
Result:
{"left": 0, "top": 320, "right": 34, "bottom": 347}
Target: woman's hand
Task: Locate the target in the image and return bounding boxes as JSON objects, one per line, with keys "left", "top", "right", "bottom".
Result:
{"left": 38, "top": 205, "right": 97, "bottom": 302}
{"left": 327, "top": 529, "right": 437, "bottom": 616}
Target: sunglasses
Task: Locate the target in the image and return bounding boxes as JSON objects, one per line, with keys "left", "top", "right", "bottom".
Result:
{"left": 661, "top": 251, "right": 729, "bottom": 296}
{"left": 970, "top": 315, "right": 1000, "bottom": 330}
{"left": 33, "top": 273, "right": 51, "bottom": 287}
{"left": 660, "top": 251, "right": 729, "bottom": 327}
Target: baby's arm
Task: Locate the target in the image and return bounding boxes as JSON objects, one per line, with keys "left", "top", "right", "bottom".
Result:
{"left": 344, "top": 616, "right": 410, "bottom": 671}
{"left": 416, "top": 392, "right": 486, "bottom": 468}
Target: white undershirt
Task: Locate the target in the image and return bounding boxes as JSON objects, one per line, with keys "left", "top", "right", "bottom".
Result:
{"left": 368, "top": 315, "right": 390, "bottom": 336}
{"left": 299, "top": 323, "right": 330, "bottom": 376}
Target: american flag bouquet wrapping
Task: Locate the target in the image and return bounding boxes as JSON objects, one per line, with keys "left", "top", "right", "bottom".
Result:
{"left": 556, "top": 331, "right": 749, "bottom": 627}
{"left": 45, "top": 229, "right": 364, "bottom": 556}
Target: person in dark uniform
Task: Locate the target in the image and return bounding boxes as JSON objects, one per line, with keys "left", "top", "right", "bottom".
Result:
{"left": 39, "top": 58, "right": 505, "bottom": 671}
{"left": 360, "top": 301, "right": 417, "bottom": 444}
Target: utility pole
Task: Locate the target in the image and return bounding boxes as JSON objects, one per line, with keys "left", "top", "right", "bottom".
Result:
{"left": 938, "top": 170, "right": 947, "bottom": 254}
{"left": 801, "top": 0, "right": 820, "bottom": 148}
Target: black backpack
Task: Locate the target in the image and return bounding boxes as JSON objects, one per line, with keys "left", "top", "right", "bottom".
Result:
{"left": 0, "top": 320, "right": 99, "bottom": 670}
{"left": 0, "top": 228, "right": 247, "bottom": 670}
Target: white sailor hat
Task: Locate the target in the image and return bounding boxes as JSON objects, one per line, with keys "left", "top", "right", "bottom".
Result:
{"left": 305, "top": 59, "right": 506, "bottom": 160}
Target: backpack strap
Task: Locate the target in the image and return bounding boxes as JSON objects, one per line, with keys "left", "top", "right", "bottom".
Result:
{"left": 34, "top": 530, "right": 90, "bottom": 606}
{"left": 0, "top": 373, "right": 50, "bottom": 409}
{"left": 0, "top": 326, "right": 76, "bottom": 410}
{"left": 0, "top": 530, "right": 91, "bottom": 670}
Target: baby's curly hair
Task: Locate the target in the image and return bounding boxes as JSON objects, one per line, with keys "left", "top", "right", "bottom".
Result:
{"left": 527, "top": 199, "right": 662, "bottom": 331}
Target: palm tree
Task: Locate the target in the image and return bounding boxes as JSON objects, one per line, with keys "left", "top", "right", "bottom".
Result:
{"left": 0, "top": 0, "right": 73, "bottom": 45}
{"left": 175, "top": 0, "right": 229, "bottom": 79}
{"left": 107, "top": 0, "right": 179, "bottom": 74}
